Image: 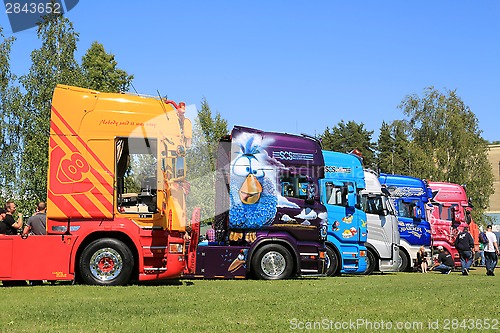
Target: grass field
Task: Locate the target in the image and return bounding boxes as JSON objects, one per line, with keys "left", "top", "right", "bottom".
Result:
{"left": 1, "top": 267, "right": 499, "bottom": 333}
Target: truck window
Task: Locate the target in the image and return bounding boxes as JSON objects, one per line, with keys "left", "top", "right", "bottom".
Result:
{"left": 436, "top": 203, "right": 459, "bottom": 222}
{"left": 361, "top": 194, "right": 384, "bottom": 215}
{"left": 116, "top": 137, "right": 158, "bottom": 214}
{"left": 280, "top": 174, "right": 309, "bottom": 199}
{"left": 325, "top": 182, "right": 346, "bottom": 206}
{"left": 398, "top": 199, "right": 419, "bottom": 218}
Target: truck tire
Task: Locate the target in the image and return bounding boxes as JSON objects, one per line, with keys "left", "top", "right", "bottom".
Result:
{"left": 325, "top": 246, "right": 339, "bottom": 276}
{"left": 364, "top": 249, "right": 377, "bottom": 275}
{"left": 398, "top": 249, "right": 409, "bottom": 272}
{"left": 79, "top": 238, "right": 134, "bottom": 286}
{"left": 251, "top": 244, "right": 293, "bottom": 280}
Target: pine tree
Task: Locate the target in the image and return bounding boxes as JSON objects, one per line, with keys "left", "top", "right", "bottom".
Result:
{"left": 376, "top": 121, "right": 395, "bottom": 173}
{"left": 81, "top": 41, "right": 133, "bottom": 92}
{"left": 319, "top": 120, "right": 376, "bottom": 169}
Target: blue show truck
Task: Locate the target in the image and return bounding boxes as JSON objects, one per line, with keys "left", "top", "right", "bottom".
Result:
{"left": 321, "top": 151, "right": 368, "bottom": 275}
{"left": 378, "top": 173, "right": 432, "bottom": 271}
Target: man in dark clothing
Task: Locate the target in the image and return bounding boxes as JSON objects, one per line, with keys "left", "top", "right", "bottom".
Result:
{"left": 454, "top": 226, "right": 475, "bottom": 275}
{"left": 0, "top": 201, "right": 23, "bottom": 235}
{"left": 431, "top": 246, "right": 454, "bottom": 274}
{"left": 23, "top": 202, "right": 47, "bottom": 235}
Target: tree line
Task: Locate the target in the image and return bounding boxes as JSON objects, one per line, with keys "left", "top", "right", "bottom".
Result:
{"left": 319, "top": 87, "right": 494, "bottom": 225}
{"left": 0, "top": 14, "right": 494, "bottom": 225}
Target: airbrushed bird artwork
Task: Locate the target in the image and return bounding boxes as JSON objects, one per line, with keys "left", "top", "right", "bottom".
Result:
{"left": 229, "top": 133, "right": 278, "bottom": 229}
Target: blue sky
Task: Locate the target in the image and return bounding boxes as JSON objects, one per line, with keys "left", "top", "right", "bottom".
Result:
{"left": 2, "top": 1, "right": 499, "bottom": 142}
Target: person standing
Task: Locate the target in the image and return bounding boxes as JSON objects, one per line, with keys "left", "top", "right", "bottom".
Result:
{"left": 431, "top": 246, "right": 454, "bottom": 274}
{"left": 0, "top": 201, "right": 23, "bottom": 235}
{"left": 205, "top": 222, "right": 216, "bottom": 242}
{"left": 22, "top": 202, "right": 47, "bottom": 235}
{"left": 454, "top": 226, "right": 474, "bottom": 275}
{"left": 484, "top": 225, "right": 499, "bottom": 276}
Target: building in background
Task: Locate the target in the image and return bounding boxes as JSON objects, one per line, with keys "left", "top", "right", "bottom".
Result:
{"left": 486, "top": 144, "right": 500, "bottom": 230}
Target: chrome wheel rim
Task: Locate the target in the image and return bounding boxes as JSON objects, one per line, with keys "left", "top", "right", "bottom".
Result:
{"left": 261, "top": 251, "right": 286, "bottom": 277}
{"left": 90, "top": 248, "right": 123, "bottom": 281}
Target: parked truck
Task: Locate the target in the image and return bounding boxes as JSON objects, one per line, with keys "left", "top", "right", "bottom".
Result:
{"left": 183, "top": 126, "right": 327, "bottom": 280}
{"left": 360, "top": 169, "right": 400, "bottom": 274}
{"left": 1, "top": 85, "right": 198, "bottom": 285}
{"left": 320, "top": 151, "right": 368, "bottom": 275}
{"left": 378, "top": 173, "right": 432, "bottom": 271}
{"left": 427, "top": 181, "right": 479, "bottom": 267}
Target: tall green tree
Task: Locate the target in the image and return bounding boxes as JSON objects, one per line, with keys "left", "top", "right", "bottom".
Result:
{"left": 81, "top": 41, "right": 133, "bottom": 92}
{"left": 377, "top": 120, "right": 416, "bottom": 175}
{"left": 320, "top": 120, "right": 376, "bottom": 169}
{"left": 19, "top": 13, "right": 82, "bottom": 209}
{"left": 0, "top": 26, "right": 22, "bottom": 203}
{"left": 376, "top": 121, "right": 395, "bottom": 173}
{"left": 186, "top": 98, "right": 228, "bottom": 223}
{"left": 399, "top": 87, "right": 494, "bottom": 223}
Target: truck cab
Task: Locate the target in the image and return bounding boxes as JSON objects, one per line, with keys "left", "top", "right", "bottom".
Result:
{"left": 378, "top": 173, "right": 432, "bottom": 271}
{"left": 360, "top": 170, "right": 400, "bottom": 274}
{"left": 1, "top": 85, "right": 194, "bottom": 286}
{"left": 184, "top": 126, "right": 327, "bottom": 280}
{"left": 321, "top": 151, "right": 368, "bottom": 275}
{"left": 427, "top": 181, "right": 478, "bottom": 267}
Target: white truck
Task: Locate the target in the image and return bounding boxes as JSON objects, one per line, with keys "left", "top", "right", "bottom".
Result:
{"left": 361, "top": 170, "right": 401, "bottom": 274}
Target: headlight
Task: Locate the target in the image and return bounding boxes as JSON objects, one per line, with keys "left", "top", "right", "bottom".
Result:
{"left": 169, "top": 243, "right": 183, "bottom": 254}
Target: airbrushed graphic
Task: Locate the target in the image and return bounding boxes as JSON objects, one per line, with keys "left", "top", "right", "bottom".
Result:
{"left": 229, "top": 133, "right": 277, "bottom": 229}
{"left": 48, "top": 106, "right": 113, "bottom": 219}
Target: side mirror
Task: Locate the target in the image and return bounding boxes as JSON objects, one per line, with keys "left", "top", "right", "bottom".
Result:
{"left": 305, "top": 183, "right": 316, "bottom": 204}
{"left": 347, "top": 192, "right": 356, "bottom": 207}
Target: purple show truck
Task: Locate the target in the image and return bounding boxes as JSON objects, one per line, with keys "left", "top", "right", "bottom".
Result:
{"left": 184, "top": 126, "right": 327, "bottom": 279}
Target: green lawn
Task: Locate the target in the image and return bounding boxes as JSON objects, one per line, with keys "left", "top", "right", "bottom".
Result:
{"left": 1, "top": 267, "right": 499, "bottom": 333}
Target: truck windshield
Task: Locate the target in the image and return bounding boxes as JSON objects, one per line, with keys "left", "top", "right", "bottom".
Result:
{"left": 398, "top": 199, "right": 420, "bottom": 218}
{"left": 361, "top": 194, "right": 386, "bottom": 215}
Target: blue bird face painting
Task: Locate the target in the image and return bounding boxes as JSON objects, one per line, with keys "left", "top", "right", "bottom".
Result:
{"left": 229, "top": 133, "right": 278, "bottom": 229}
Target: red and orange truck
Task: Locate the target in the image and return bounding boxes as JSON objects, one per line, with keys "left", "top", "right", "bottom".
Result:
{"left": 1, "top": 84, "right": 195, "bottom": 285}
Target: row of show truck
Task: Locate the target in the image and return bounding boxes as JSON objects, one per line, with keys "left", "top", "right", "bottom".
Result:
{"left": 0, "top": 85, "right": 478, "bottom": 285}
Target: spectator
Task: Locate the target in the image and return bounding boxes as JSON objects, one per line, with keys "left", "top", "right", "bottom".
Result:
{"left": 454, "top": 226, "right": 474, "bottom": 275}
{"left": 206, "top": 222, "right": 216, "bottom": 242}
{"left": 0, "top": 201, "right": 23, "bottom": 235}
{"left": 484, "top": 225, "right": 499, "bottom": 276}
{"left": 478, "top": 243, "right": 485, "bottom": 266}
{"left": 184, "top": 225, "right": 192, "bottom": 241}
{"left": 416, "top": 246, "right": 428, "bottom": 273}
{"left": 23, "top": 202, "right": 47, "bottom": 236}
{"left": 431, "top": 246, "right": 454, "bottom": 274}
{"left": 0, "top": 208, "right": 6, "bottom": 223}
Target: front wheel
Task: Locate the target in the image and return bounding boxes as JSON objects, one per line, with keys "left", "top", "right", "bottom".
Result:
{"left": 325, "top": 246, "right": 339, "bottom": 276}
{"left": 364, "top": 249, "right": 377, "bottom": 275}
{"left": 79, "top": 238, "right": 134, "bottom": 286}
{"left": 252, "top": 244, "right": 293, "bottom": 280}
{"left": 398, "top": 249, "right": 409, "bottom": 272}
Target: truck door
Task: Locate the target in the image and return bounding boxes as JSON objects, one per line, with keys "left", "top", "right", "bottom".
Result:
{"left": 320, "top": 179, "right": 358, "bottom": 242}
{"left": 362, "top": 193, "right": 393, "bottom": 259}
